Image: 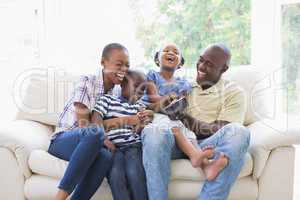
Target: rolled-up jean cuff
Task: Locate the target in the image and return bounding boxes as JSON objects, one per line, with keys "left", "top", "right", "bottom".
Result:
{"left": 58, "top": 182, "right": 74, "bottom": 195}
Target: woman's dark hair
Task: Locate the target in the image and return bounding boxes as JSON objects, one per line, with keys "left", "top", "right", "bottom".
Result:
{"left": 154, "top": 51, "right": 185, "bottom": 67}
{"left": 101, "top": 43, "right": 128, "bottom": 59}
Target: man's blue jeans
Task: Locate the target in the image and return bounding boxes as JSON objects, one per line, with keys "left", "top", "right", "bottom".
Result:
{"left": 108, "top": 143, "right": 148, "bottom": 200}
{"left": 48, "top": 126, "right": 112, "bottom": 200}
{"left": 142, "top": 122, "right": 250, "bottom": 200}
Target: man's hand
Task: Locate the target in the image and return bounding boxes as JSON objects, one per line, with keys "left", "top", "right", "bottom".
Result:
{"left": 104, "top": 138, "right": 116, "bottom": 152}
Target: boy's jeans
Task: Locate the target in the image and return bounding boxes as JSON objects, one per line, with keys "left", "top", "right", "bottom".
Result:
{"left": 108, "top": 143, "right": 148, "bottom": 200}
{"left": 142, "top": 123, "right": 250, "bottom": 200}
{"left": 48, "top": 126, "right": 112, "bottom": 200}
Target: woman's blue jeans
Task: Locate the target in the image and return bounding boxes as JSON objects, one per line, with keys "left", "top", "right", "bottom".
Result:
{"left": 48, "top": 126, "right": 112, "bottom": 200}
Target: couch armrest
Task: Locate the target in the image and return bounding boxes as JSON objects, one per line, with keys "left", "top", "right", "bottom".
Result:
{"left": 248, "top": 120, "right": 300, "bottom": 178}
{"left": 0, "top": 120, "right": 53, "bottom": 178}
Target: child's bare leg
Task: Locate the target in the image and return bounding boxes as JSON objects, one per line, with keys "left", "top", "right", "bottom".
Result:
{"left": 55, "top": 189, "right": 69, "bottom": 200}
{"left": 171, "top": 127, "right": 214, "bottom": 168}
{"left": 203, "top": 152, "right": 228, "bottom": 181}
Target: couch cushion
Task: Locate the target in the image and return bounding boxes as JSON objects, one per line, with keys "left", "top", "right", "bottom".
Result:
{"left": 171, "top": 152, "right": 253, "bottom": 181}
{"left": 29, "top": 150, "right": 68, "bottom": 179}
{"left": 29, "top": 150, "right": 253, "bottom": 181}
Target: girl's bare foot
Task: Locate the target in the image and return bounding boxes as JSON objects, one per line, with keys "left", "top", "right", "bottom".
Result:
{"left": 203, "top": 152, "right": 228, "bottom": 181}
{"left": 190, "top": 146, "right": 214, "bottom": 168}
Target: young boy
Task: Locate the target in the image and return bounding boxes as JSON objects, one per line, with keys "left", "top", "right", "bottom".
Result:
{"left": 91, "top": 70, "right": 151, "bottom": 200}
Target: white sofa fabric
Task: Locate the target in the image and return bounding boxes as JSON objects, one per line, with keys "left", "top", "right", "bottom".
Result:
{"left": 1, "top": 67, "right": 300, "bottom": 200}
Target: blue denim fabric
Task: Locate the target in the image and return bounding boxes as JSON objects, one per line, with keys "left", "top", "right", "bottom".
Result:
{"left": 48, "top": 126, "right": 113, "bottom": 200}
{"left": 141, "top": 123, "right": 250, "bottom": 200}
{"left": 107, "top": 143, "right": 148, "bottom": 200}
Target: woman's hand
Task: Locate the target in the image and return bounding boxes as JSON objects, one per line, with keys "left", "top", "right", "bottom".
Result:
{"left": 104, "top": 138, "right": 116, "bottom": 152}
{"left": 137, "top": 109, "right": 154, "bottom": 126}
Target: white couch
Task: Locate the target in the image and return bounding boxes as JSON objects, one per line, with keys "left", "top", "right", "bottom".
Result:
{"left": 1, "top": 67, "right": 300, "bottom": 200}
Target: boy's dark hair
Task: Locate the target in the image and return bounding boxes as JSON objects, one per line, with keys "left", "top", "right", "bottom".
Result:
{"left": 101, "top": 43, "right": 128, "bottom": 59}
{"left": 122, "top": 70, "right": 147, "bottom": 94}
{"left": 154, "top": 51, "right": 185, "bottom": 67}
{"left": 123, "top": 70, "right": 146, "bottom": 85}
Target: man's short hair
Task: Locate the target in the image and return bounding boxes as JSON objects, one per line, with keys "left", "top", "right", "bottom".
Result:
{"left": 207, "top": 43, "right": 231, "bottom": 66}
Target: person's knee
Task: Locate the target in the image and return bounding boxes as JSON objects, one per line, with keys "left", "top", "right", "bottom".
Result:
{"left": 233, "top": 123, "right": 250, "bottom": 146}
{"left": 225, "top": 123, "right": 250, "bottom": 155}
{"left": 82, "top": 126, "right": 104, "bottom": 146}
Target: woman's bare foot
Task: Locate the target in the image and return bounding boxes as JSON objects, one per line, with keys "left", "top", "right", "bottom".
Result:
{"left": 190, "top": 146, "right": 214, "bottom": 168}
{"left": 203, "top": 152, "right": 228, "bottom": 181}
{"left": 55, "top": 189, "right": 69, "bottom": 200}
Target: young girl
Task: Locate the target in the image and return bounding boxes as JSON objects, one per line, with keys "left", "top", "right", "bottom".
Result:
{"left": 144, "top": 43, "right": 214, "bottom": 168}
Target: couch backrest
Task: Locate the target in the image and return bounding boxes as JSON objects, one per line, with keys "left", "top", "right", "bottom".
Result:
{"left": 223, "top": 66, "right": 272, "bottom": 125}
{"left": 15, "top": 72, "right": 80, "bottom": 126}
{"left": 15, "top": 66, "right": 271, "bottom": 126}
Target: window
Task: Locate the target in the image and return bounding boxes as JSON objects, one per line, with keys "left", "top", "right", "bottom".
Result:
{"left": 0, "top": 0, "right": 42, "bottom": 122}
{"left": 129, "top": 0, "right": 251, "bottom": 69}
{"left": 281, "top": 2, "right": 300, "bottom": 115}
{"left": 252, "top": 0, "right": 300, "bottom": 122}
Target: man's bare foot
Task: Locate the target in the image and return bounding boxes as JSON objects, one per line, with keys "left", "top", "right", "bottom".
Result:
{"left": 190, "top": 146, "right": 214, "bottom": 168}
{"left": 203, "top": 152, "right": 228, "bottom": 181}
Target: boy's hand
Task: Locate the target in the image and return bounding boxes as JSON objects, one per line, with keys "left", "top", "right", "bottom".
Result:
{"left": 104, "top": 138, "right": 116, "bottom": 152}
{"left": 137, "top": 109, "right": 154, "bottom": 126}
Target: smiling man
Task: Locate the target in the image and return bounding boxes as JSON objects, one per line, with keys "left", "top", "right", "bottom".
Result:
{"left": 142, "top": 43, "right": 251, "bottom": 200}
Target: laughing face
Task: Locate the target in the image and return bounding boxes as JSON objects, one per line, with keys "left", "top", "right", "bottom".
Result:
{"left": 101, "top": 49, "right": 129, "bottom": 85}
{"left": 158, "top": 44, "right": 182, "bottom": 70}
{"left": 196, "top": 47, "right": 229, "bottom": 87}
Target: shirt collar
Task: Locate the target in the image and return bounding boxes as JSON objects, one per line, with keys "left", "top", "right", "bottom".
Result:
{"left": 192, "top": 78, "right": 224, "bottom": 94}
{"left": 95, "top": 66, "right": 121, "bottom": 96}
{"left": 95, "top": 67, "right": 114, "bottom": 94}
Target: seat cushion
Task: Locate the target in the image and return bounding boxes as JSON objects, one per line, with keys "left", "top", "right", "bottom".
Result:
{"left": 29, "top": 150, "right": 68, "bottom": 179}
{"left": 29, "top": 150, "right": 253, "bottom": 181}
